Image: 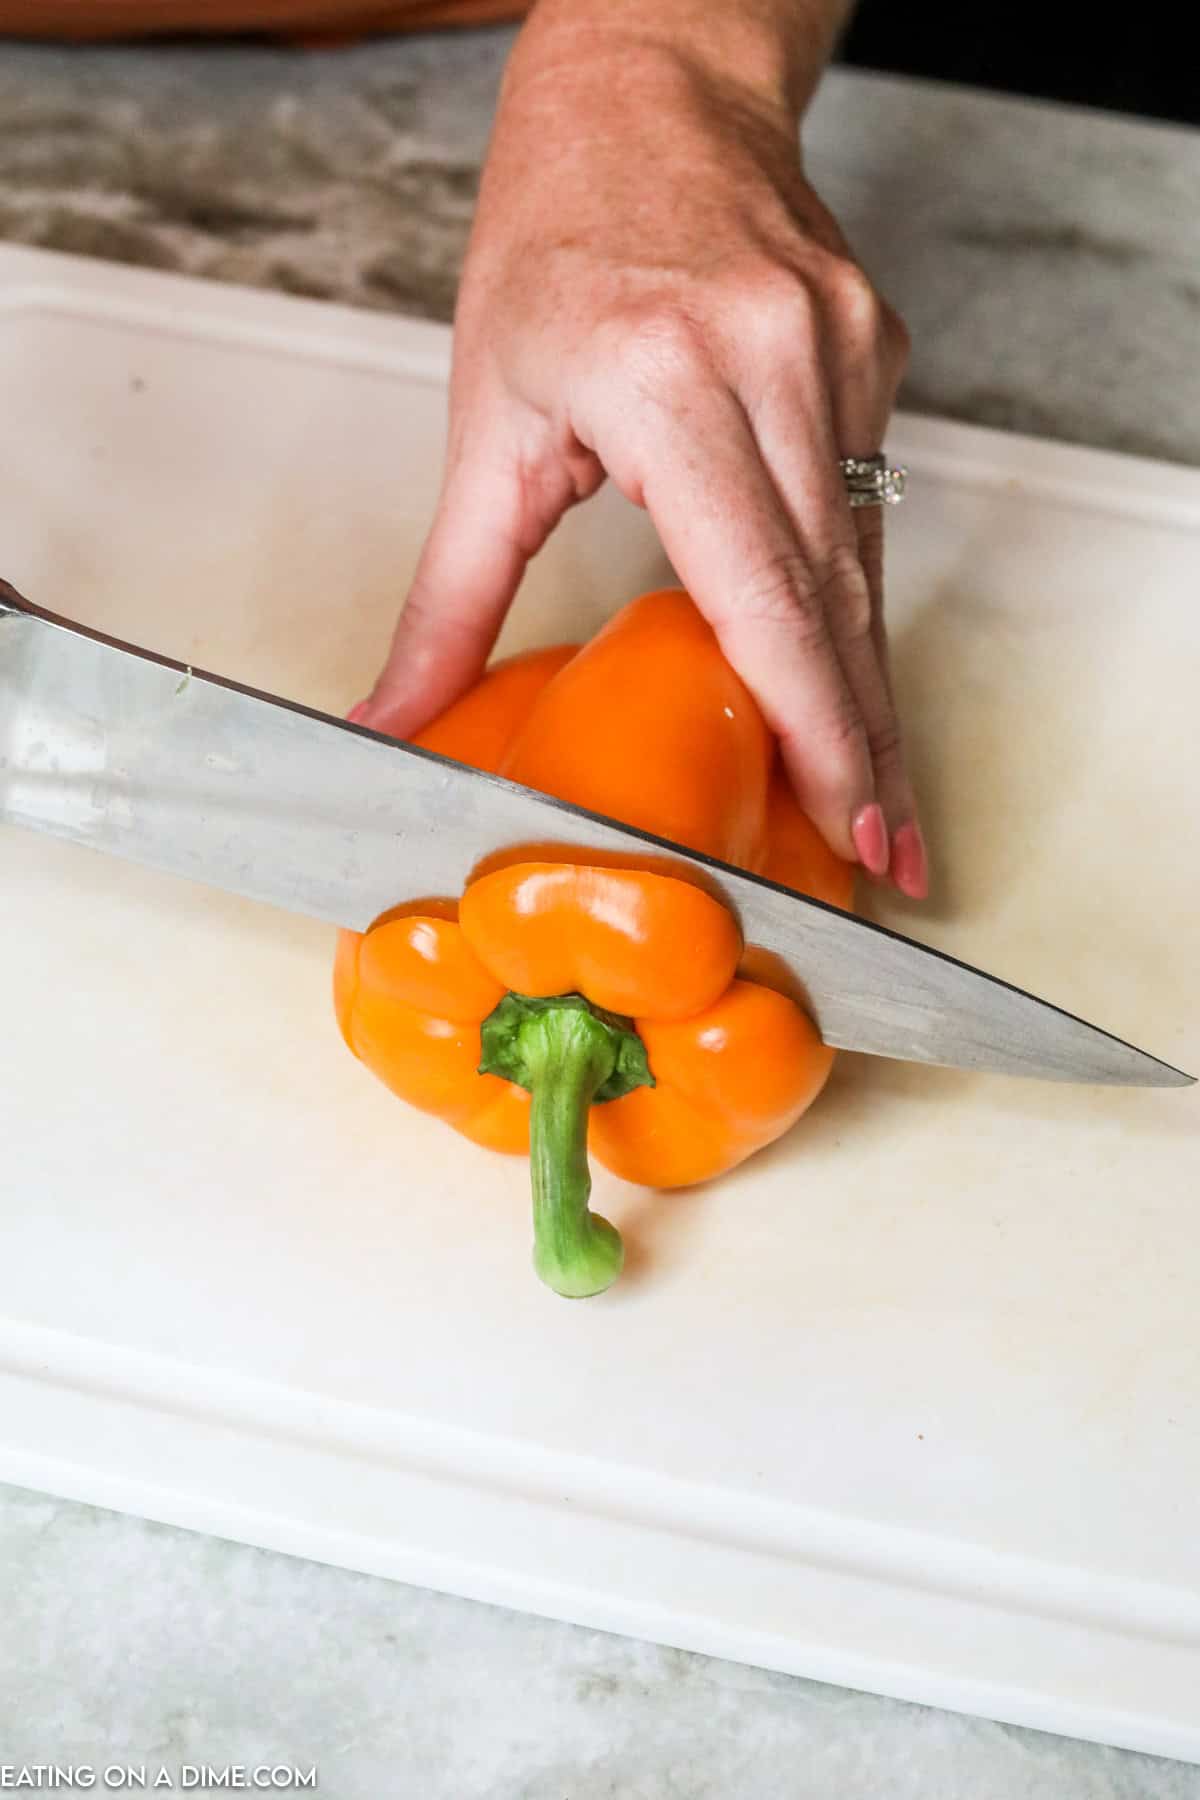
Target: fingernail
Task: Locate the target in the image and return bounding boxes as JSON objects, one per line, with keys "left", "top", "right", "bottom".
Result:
{"left": 851, "top": 802, "right": 890, "bottom": 877}
{"left": 347, "top": 700, "right": 370, "bottom": 725}
{"left": 891, "top": 820, "right": 929, "bottom": 899}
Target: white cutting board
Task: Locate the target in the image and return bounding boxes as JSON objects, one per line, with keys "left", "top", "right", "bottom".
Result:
{"left": 1, "top": 243, "right": 1198, "bottom": 1760}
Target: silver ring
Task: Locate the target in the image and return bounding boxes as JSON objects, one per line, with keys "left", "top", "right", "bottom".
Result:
{"left": 840, "top": 453, "right": 907, "bottom": 509}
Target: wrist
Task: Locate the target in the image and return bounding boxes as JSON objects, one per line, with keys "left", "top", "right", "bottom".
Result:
{"left": 509, "top": 0, "right": 847, "bottom": 121}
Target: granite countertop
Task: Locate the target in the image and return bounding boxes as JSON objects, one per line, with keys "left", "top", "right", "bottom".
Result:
{"left": 2, "top": 30, "right": 1200, "bottom": 1800}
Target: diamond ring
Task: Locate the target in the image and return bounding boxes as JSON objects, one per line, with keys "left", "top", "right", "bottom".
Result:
{"left": 840, "top": 454, "right": 907, "bottom": 508}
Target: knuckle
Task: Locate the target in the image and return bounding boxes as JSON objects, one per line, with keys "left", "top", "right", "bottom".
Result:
{"left": 736, "top": 551, "right": 829, "bottom": 643}
{"left": 827, "top": 697, "right": 870, "bottom": 760}
{"left": 839, "top": 588, "right": 875, "bottom": 646}
{"left": 510, "top": 449, "right": 567, "bottom": 532}
{"left": 819, "top": 543, "right": 875, "bottom": 642}
{"left": 756, "top": 265, "right": 822, "bottom": 337}
{"left": 825, "top": 257, "right": 884, "bottom": 342}
{"left": 731, "top": 267, "right": 823, "bottom": 371}
{"left": 865, "top": 713, "right": 904, "bottom": 769}
{"left": 791, "top": 685, "right": 868, "bottom": 766}
{"left": 618, "top": 303, "right": 712, "bottom": 399}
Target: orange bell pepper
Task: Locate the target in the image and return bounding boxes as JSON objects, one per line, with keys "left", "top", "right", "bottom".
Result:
{"left": 334, "top": 589, "right": 854, "bottom": 1298}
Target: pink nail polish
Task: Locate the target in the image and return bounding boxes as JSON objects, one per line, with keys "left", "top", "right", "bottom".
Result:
{"left": 891, "top": 821, "right": 929, "bottom": 899}
{"left": 851, "top": 802, "right": 890, "bottom": 877}
{"left": 347, "top": 700, "right": 370, "bottom": 725}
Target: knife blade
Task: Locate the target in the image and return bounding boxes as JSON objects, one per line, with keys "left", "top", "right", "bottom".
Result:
{"left": 0, "top": 580, "right": 1191, "bottom": 1088}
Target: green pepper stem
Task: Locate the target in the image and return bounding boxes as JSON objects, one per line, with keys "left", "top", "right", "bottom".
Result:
{"left": 523, "top": 1007, "right": 623, "bottom": 1298}
{"left": 478, "top": 993, "right": 654, "bottom": 1299}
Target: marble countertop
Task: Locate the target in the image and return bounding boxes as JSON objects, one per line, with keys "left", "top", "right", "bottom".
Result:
{"left": 2, "top": 30, "right": 1199, "bottom": 1799}
{"left": 0, "top": 33, "right": 1198, "bottom": 464}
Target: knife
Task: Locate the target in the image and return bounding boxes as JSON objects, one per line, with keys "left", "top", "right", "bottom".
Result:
{"left": 0, "top": 579, "right": 1191, "bottom": 1089}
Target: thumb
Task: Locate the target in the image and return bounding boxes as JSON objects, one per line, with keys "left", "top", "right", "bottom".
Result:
{"left": 354, "top": 451, "right": 532, "bottom": 739}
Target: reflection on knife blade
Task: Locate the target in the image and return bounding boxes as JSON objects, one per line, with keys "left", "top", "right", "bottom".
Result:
{"left": 0, "top": 580, "right": 1193, "bottom": 1088}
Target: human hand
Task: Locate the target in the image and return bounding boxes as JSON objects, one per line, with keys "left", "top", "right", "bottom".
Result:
{"left": 354, "top": 0, "right": 926, "bottom": 897}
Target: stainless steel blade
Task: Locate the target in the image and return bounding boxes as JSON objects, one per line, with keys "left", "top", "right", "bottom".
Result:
{"left": 0, "top": 581, "right": 1192, "bottom": 1088}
